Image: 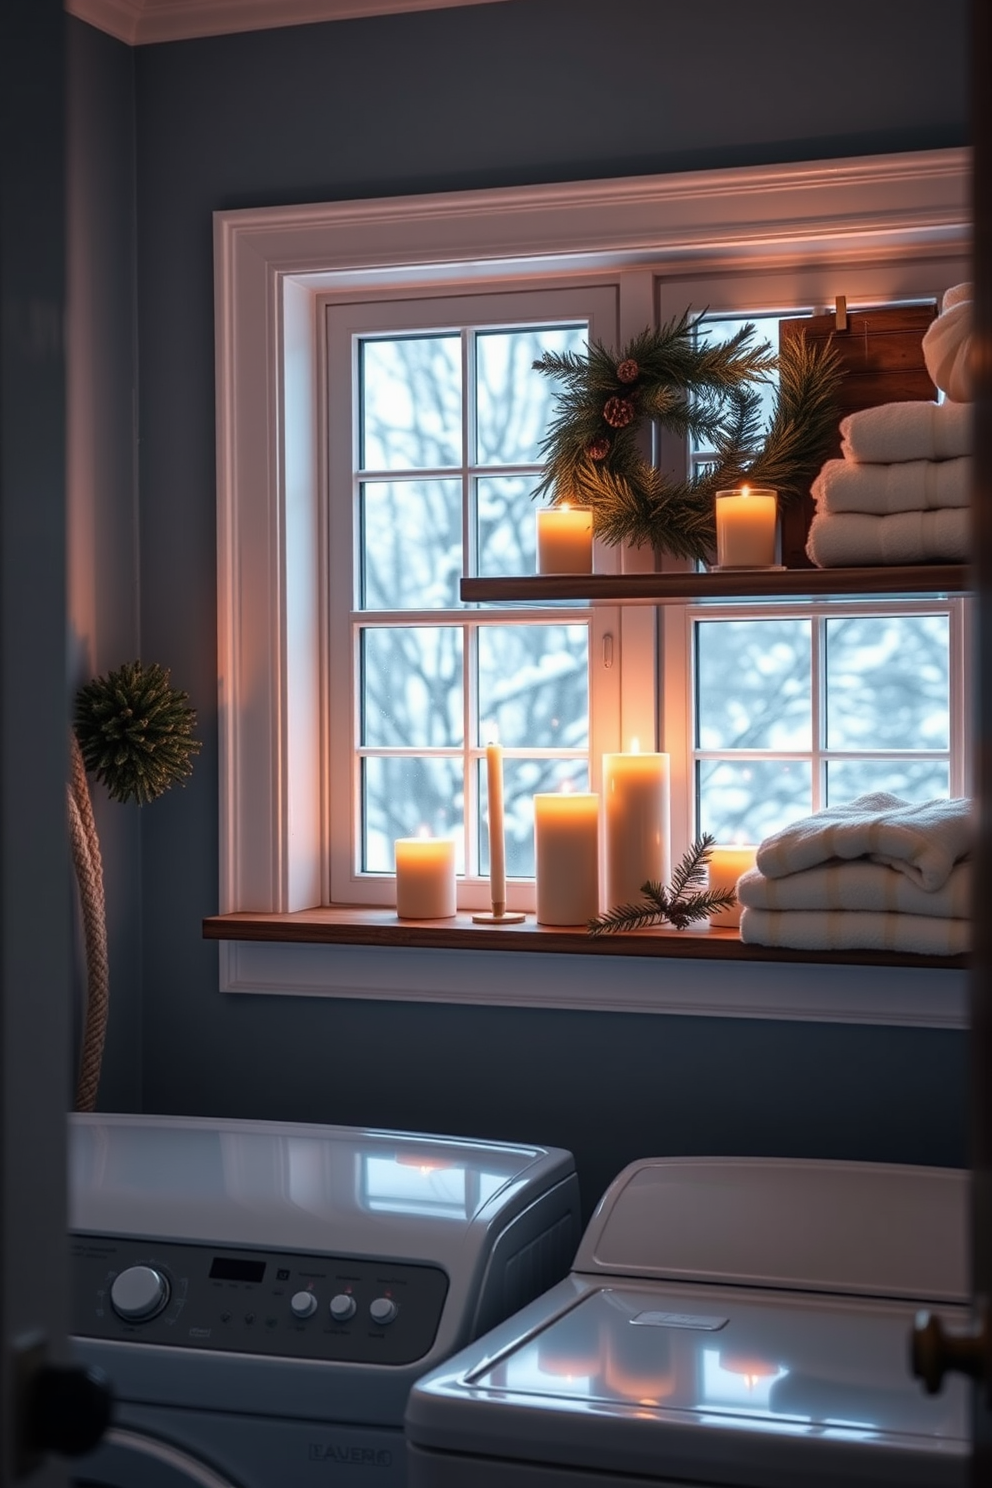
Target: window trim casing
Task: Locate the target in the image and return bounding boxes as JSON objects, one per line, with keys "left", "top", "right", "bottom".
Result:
{"left": 213, "top": 146, "right": 971, "bottom": 1022}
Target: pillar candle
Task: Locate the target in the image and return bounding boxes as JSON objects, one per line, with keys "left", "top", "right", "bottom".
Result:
{"left": 394, "top": 835, "right": 457, "bottom": 919}
{"left": 486, "top": 740, "right": 506, "bottom": 913}
{"left": 536, "top": 506, "right": 593, "bottom": 574}
{"left": 603, "top": 746, "right": 670, "bottom": 909}
{"left": 707, "top": 844, "right": 758, "bottom": 929}
{"left": 715, "top": 487, "right": 777, "bottom": 568}
{"left": 533, "top": 791, "right": 599, "bottom": 925}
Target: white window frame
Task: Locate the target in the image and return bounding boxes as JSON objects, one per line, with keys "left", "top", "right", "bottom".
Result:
{"left": 213, "top": 146, "right": 971, "bottom": 1025}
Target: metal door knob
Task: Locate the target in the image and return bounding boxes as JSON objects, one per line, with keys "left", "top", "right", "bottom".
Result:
{"left": 911, "top": 1307, "right": 989, "bottom": 1394}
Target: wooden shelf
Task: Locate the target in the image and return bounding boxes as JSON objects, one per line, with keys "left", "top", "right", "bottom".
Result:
{"left": 460, "top": 565, "right": 971, "bottom": 606}
{"left": 203, "top": 909, "right": 967, "bottom": 970}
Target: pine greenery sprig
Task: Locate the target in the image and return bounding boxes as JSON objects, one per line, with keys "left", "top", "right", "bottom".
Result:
{"left": 74, "top": 660, "right": 202, "bottom": 806}
{"left": 587, "top": 834, "right": 737, "bottom": 936}
{"left": 532, "top": 313, "right": 843, "bottom": 561}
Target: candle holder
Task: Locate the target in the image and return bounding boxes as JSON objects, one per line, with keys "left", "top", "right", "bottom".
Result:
{"left": 712, "top": 488, "right": 783, "bottom": 571}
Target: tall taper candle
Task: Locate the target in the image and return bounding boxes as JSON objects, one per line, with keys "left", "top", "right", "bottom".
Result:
{"left": 486, "top": 739, "right": 506, "bottom": 915}
{"left": 603, "top": 745, "right": 671, "bottom": 909}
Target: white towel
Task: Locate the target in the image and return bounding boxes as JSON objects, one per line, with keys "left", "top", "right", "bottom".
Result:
{"left": 739, "top": 906, "right": 969, "bottom": 956}
{"left": 806, "top": 506, "right": 970, "bottom": 566}
{"left": 737, "top": 858, "right": 970, "bottom": 919}
{"left": 755, "top": 792, "right": 973, "bottom": 891}
{"left": 811, "top": 456, "right": 971, "bottom": 515}
{"left": 923, "top": 284, "right": 973, "bottom": 403}
{"left": 840, "top": 400, "right": 971, "bottom": 464}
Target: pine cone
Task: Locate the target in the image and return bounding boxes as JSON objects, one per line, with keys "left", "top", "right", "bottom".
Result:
{"left": 616, "top": 358, "right": 639, "bottom": 384}
{"left": 75, "top": 660, "right": 202, "bottom": 806}
{"left": 603, "top": 396, "right": 635, "bottom": 429}
{"left": 587, "top": 437, "right": 611, "bottom": 460}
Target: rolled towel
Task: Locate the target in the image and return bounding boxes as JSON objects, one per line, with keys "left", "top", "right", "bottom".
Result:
{"left": 923, "top": 284, "right": 973, "bottom": 403}
{"left": 811, "top": 456, "right": 971, "bottom": 515}
{"left": 806, "top": 507, "right": 970, "bottom": 566}
{"left": 840, "top": 400, "right": 971, "bottom": 464}
{"left": 739, "top": 906, "right": 969, "bottom": 956}
{"left": 755, "top": 792, "right": 973, "bottom": 891}
{"left": 737, "top": 858, "right": 970, "bottom": 919}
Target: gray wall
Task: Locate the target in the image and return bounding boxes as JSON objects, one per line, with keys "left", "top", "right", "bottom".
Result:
{"left": 67, "top": 15, "right": 142, "bottom": 1111}
{"left": 71, "top": 0, "right": 971, "bottom": 1217}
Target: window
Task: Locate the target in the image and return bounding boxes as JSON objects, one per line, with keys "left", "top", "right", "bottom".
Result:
{"left": 325, "top": 289, "right": 621, "bottom": 909}
{"left": 683, "top": 310, "right": 965, "bottom": 845}
{"left": 213, "top": 147, "right": 971, "bottom": 1023}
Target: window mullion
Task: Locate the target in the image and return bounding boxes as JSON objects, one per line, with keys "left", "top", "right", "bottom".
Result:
{"left": 812, "top": 613, "right": 826, "bottom": 812}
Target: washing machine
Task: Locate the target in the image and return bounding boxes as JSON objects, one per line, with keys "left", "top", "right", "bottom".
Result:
{"left": 68, "top": 1112, "right": 580, "bottom": 1487}
{"left": 406, "top": 1157, "right": 970, "bottom": 1488}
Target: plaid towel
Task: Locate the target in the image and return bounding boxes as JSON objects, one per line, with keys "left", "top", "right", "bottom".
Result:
{"left": 737, "top": 858, "right": 970, "bottom": 919}
{"left": 739, "top": 906, "right": 969, "bottom": 956}
{"left": 755, "top": 793, "right": 973, "bottom": 893}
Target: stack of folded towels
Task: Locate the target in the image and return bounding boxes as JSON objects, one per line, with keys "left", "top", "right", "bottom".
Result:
{"left": 806, "top": 284, "right": 973, "bottom": 567}
{"left": 737, "top": 792, "right": 972, "bottom": 955}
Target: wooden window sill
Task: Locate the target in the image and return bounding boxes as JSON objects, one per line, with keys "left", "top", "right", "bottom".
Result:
{"left": 202, "top": 909, "right": 967, "bottom": 970}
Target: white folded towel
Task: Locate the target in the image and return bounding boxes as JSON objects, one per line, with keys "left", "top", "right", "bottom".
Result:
{"left": 737, "top": 858, "right": 970, "bottom": 919}
{"left": 811, "top": 456, "right": 971, "bottom": 515}
{"left": 840, "top": 400, "right": 971, "bottom": 464}
{"left": 739, "top": 906, "right": 969, "bottom": 956}
{"left": 755, "top": 792, "right": 973, "bottom": 891}
{"left": 806, "top": 506, "right": 970, "bottom": 566}
{"left": 923, "top": 284, "right": 973, "bottom": 403}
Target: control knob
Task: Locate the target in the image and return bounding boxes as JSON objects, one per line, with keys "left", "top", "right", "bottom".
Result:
{"left": 109, "top": 1265, "right": 170, "bottom": 1322}
{"left": 329, "top": 1293, "right": 356, "bottom": 1322}
{"left": 290, "top": 1291, "right": 318, "bottom": 1319}
{"left": 369, "top": 1296, "right": 398, "bottom": 1326}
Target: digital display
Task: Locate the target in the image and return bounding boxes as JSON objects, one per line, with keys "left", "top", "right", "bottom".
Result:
{"left": 209, "top": 1257, "right": 266, "bottom": 1283}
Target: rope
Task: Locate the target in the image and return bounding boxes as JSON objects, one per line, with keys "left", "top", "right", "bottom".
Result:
{"left": 68, "top": 730, "right": 109, "bottom": 1111}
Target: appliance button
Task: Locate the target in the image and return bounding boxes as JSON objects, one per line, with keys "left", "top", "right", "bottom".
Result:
{"left": 290, "top": 1291, "right": 318, "bottom": 1319}
{"left": 329, "top": 1293, "right": 356, "bottom": 1322}
{"left": 369, "top": 1297, "right": 398, "bottom": 1326}
{"left": 109, "top": 1265, "right": 170, "bottom": 1322}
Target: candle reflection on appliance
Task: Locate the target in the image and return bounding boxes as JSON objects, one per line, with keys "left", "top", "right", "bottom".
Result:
{"left": 604, "top": 1327, "right": 675, "bottom": 1406}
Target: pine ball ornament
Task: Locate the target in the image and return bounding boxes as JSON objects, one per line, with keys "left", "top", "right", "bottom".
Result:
{"left": 75, "top": 660, "right": 202, "bottom": 805}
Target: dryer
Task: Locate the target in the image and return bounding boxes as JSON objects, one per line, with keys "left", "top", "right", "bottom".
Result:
{"left": 406, "top": 1157, "right": 970, "bottom": 1488}
{"left": 69, "top": 1113, "right": 580, "bottom": 1487}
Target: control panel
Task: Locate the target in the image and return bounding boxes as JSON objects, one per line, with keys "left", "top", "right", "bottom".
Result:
{"left": 72, "top": 1236, "right": 449, "bottom": 1364}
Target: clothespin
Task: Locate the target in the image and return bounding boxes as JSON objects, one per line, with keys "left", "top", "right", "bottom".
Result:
{"left": 834, "top": 295, "right": 848, "bottom": 332}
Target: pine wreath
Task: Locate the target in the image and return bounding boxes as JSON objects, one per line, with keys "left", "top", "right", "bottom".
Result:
{"left": 532, "top": 311, "right": 843, "bottom": 560}
{"left": 75, "top": 660, "right": 202, "bottom": 806}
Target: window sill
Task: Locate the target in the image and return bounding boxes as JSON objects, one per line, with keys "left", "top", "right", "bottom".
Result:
{"left": 202, "top": 909, "right": 967, "bottom": 971}
{"left": 460, "top": 565, "right": 971, "bottom": 606}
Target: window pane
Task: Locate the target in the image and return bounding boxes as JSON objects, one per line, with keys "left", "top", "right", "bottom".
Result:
{"left": 827, "top": 759, "right": 950, "bottom": 806}
{"left": 362, "top": 627, "right": 463, "bottom": 747}
{"left": 363, "top": 756, "right": 464, "bottom": 873}
{"left": 825, "top": 615, "right": 950, "bottom": 750}
{"left": 477, "top": 474, "right": 540, "bottom": 577}
{"left": 691, "top": 316, "right": 782, "bottom": 456}
{"left": 696, "top": 619, "right": 811, "bottom": 750}
{"left": 361, "top": 335, "right": 461, "bottom": 471}
{"left": 697, "top": 759, "right": 812, "bottom": 842}
{"left": 479, "top": 624, "right": 588, "bottom": 750}
{"left": 361, "top": 480, "right": 462, "bottom": 610}
{"left": 476, "top": 326, "right": 586, "bottom": 466}
{"left": 480, "top": 758, "right": 590, "bottom": 879}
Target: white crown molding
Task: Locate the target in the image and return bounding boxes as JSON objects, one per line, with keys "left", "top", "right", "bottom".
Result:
{"left": 65, "top": 0, "right": 511, "bottom": 45}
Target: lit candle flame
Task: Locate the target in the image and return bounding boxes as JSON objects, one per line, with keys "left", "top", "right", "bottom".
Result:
{"left": 629, "top": 737, "right": 640, "bottom": 753}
